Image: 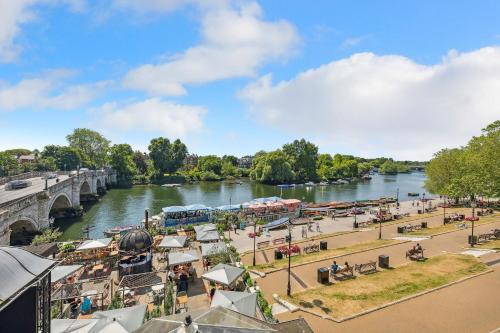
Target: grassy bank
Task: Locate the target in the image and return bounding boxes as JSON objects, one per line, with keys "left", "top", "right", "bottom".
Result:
{"left": 250, "top": 239, "right": 400, "bottom": 273}
{"left": 408, "top": 214, "right": 499, "bottom": 236}
{"left": 476, "top": 239, "right": 500, "bottom": 250}
{"left": 284, "top": 254, "right": 488, "bottom": 320}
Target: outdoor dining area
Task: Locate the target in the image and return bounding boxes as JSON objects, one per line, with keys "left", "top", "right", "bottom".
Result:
{"left": 194, "top": 223, "right": 221, "bottom": 242}
{"left": 118, "top": 228, "right": 154, "bottom": 278}
{"left": 163, "top": 204, "right": 212, "bottom": 227}
{"left": 202, "top": 263, "right": 246, "bottom": 295}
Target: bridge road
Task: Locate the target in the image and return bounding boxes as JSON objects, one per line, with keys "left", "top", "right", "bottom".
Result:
{"left": 0, "top": 175, "right": 70, "bottom": 205}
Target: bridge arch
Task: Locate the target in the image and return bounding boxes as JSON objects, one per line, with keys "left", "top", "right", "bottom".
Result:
{"left": 80, "top": 180, "right": 92, "bottom": 194}
{"left": 9, "top": 217, "right": 38, "bottom": 245}
{"left": 48, "top": 193, "right": 73, "bottom": 219}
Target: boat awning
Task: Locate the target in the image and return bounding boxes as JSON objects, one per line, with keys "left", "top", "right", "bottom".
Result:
{"left": 262, "top": 217, "right": 290, "bottom": 230}
{"left": 168, "top": 250, "right": 200, "bottom": 266}
{"left": 77, "top": 238, "right": 112, "bottom": 251}
{"left": 185, "top": 204, "right": 210, "bottom": 211}
{"left": 51, "top": 264, "right": 83, "bottom": 283}
{"left": 158, "top": 236, "right": 188, "bottom": 249}
{"left": 162, "top": 206, "right": 187, "bottom": 214}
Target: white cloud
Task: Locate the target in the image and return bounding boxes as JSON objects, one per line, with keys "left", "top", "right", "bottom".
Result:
{"left": 240, "top": 46, "right": 500, "bottom": 160}
{"left": 97, "top": 98, "right": 206, "bottom": 137}
{"left": 339, "top": 35, "right": 369, "bottom": 49}
{"left": 123, "top": 1, "right": 299, "bottom": 96}
{"left": 112, "top": 0, "right": 192, "bottom": 14}
{"left": 0, "top": 70, "right": 106, "bottom": 111}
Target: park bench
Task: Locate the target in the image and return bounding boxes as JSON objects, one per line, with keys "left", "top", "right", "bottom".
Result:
{"left": 494, "top": 229, "right": 500, "bottom": 239}
{"left": 476, "top": 233, "right": 495, "bottom": 244}
{"left": 357, "top": 220, "right": 372, "bottom": 228}
{"left": 257, "top": 241, "right": 270, "bottom": 249}
{"left": 406, "top": 248, "right": 425, "bottom": 260}
{"left": 273, "top": 237, "right": 285, "bottom": 245}
{"left": 303, "top": 244, "right": 320, "bottom": 254}
{"left": 354, "top": 261, "right": 377, "bottom": 274}
{"left": 331, "top": 265, "right": 354, "bottom": 278}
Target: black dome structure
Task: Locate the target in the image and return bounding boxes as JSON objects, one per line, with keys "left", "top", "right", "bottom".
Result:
{"left": 119, "top": 228, "right": 153, "bottom": 254}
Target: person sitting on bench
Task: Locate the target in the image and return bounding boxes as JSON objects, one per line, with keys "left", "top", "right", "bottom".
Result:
{"left": 344, "top": 261, "right": 350, "bottom": 269}
{"left": 415, "top": 243, "right": 422, "bottom": 252}
{"left": 331, "top": 261, "right": 338, "bottom": 274}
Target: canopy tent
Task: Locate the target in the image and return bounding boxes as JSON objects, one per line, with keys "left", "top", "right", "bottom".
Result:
{"left": 0, "top": 246, "right": 57, "bottom": 303}
{"left": 162, "top": 206, "right": 187, "bottom": 214}
{"left": 193, "top": 223, "right": 216, "bottom": 234}
{"left": 51, "top": 304, "right": 147, "bottom": 333}
{"left": 262, "top": 217, "right": 290, "bottom": 230}
{"left": 168, "top": 250, "right": 200, "bottom": 266}
{"left": 196, "top": 230, "right": 220, "bottom": 242}
{"left": 51, "top": 264, "right": 83, "bottom": 283}
{"left": 185, "top": 204, "right": 210, "bottom": 211}
{"left": 158, "top": 236, "right": 188, "bottom": 249}
{"left": 201, "top": 263, "right": 245, "bottom": 286}
{"left": 211, "top": 290, "right": 257, "bottom": 317}
{"left": 201, "top": 242, "right": 227, "bottom": 257}
{"left": 77, "top": 238, "right": 112, "bottom": 251}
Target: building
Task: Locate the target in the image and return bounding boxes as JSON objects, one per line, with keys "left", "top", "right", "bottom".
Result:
{"left": 238, "top": 155, "right": 253, "bottom": 169}
{"left": 17, "top": 154, "right": 37, "bottom": 164}
{"left": 0, "top": 246, "right": 57, "bottom": 333}
{"left": 183, "top": 154, "right": 199, "bottom": 169}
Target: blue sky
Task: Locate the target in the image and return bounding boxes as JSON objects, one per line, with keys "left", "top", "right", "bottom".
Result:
{"left": 1, "top": 0, "right": 499, "bottom": 160}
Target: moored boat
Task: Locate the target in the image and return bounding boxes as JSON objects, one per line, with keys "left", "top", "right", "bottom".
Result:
{"left": 104, "top": 225, "right": 134, "bottom": 237}
{"left": 162, "top": 183, "right": 182, "bottom": 188}
{"left": 408, "top": 192, "right": 419, "bottom": 196}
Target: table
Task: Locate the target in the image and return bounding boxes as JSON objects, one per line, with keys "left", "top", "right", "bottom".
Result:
{"left": 176, "top": 295, "right": 188, "bottom": 309}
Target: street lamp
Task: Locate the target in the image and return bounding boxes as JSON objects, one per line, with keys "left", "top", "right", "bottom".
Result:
{"left": 396, "top": 188, "right": 399, "bottom": 208}
{"left": 471, "top": 201, "right": 477, "bottom": 247}
{"left": 353, "top": 202, "right": 358, "bottom": 229}
{"left": 286, "top": 221, "right": 292, "bottom": 296}
{"left": 378, "top": 202, "right": 382, "bottom": 240}
{"left": 252, "top": 217, "right": 257, "bottom": 267}
{"left": 443, "top": 195, "right": 447, "bottom": 225}
{"left": 422, "top": 192, "right": 426, "bottom": 214}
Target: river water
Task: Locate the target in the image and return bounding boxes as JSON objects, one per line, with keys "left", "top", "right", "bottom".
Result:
{"left": 56, "top": 172, "right": 429, "bottom": 240}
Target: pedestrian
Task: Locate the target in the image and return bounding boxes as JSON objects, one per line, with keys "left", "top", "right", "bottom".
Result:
{"left": 412, "top": 201, "right": 415, "bottom": 207}
{"left": 316, "top": 221, "right": 320, "bottom": 232}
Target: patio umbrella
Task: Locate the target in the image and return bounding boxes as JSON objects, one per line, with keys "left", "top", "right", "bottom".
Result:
{"left": 202, "top": 263, "right": 245, "bottom": 286}
{"left": 168, "top": 250, "right": 200, "bottom": 266}
{"left": 158, "top": 236, "right": 188, "bottom": 249}
{"left": 201, "top": 242, "right": 227, "bottom": 257}
{"left": 193, "top": 223, "right": 216, "bottom": 234}
{"left": 51, "top": 264, "right": 83, "bottom": 283}
{"left": 211, "top": 290, "right": 257, "bottom": 317}
{"left": 77, "top": 238, "right": 112, "bottom": 251}
{"left": 51, "top": 319, "right": 100, "bottom": 333}
{"left": 91, "top": 304, "right": 147, "bottom": 332}
{"left": 196, "top": 230, "right": 220, "bottom": 242}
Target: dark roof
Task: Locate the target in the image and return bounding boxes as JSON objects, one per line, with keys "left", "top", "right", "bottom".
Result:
{"left": 273, "top": 318, "right": 314, "bottom": 333}
{"left": 119, "top": 228, "right": 153, "bottom": 254}
{"left": 22, "top": 242, "right": 59, "bottom": 257}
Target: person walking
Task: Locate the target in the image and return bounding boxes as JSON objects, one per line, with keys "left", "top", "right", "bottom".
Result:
{"left": 316, "top": 221, "right": 321, "bottom": 232}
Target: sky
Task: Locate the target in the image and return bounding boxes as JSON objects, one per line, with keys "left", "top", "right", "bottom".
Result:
{"left": 0, "top": 0, "right": 499, "bottom": 160}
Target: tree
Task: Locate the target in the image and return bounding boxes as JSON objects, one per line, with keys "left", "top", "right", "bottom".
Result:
{"left": 34, "top": 157, "right": 57, "bottom": 171}
{"left": 109, "top": 144, "right": 137, "bottom": 185}
{"left": 379, "top": 160, "right": 399, "bottom": 175}
{"left": 357, "top": 162, "right": 372, "bottom": 176}
{"left": 0, "top": 152, "right": 19, "bottom": 176}
{"left": 3, "top": 148, "right": 31, "bottom": 157}
{"left": 198, "top": 155, "right": 223, "bottom": 175}
{"left": 222, "top": 155, "right": 239, "bottom": 166}
{"left": 148, "top": 137, "right": 188, "bottom": 177}
{"left": 282, "top": 139, "right": 318, "bottom": 181}
{"left": 58, "top": 147, "right": 84, "bottom": 170}
{"left": 250, "top": 150, "right": 295, "bottom": 184}
{"left": 316, "top": 154, "right": 333, "bottom": 180}
{"left": 66, "top": 128, "right": 110, "bottom": 169}
{"left": 133, "top": 151, "right": 149, "bottom": 174}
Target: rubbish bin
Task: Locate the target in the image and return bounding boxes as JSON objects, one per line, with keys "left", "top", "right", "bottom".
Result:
{"left": 317, "top": 267, "right": 329, "bottom": 284}
{"left": 468, "top": 235, "right": 477, "bottom": 246}
{"left": 379, "top": 255, "right": 389, "bottom": 268}
{"left": 418, "top": 209, "right": 423, "bottom": 214}
{"left": 320, "top": 241, "right": 327, "bottom": 250}
{"left": 397, "top": 226, "right": 405, "bottom": 234}
{"left": 421, "top": 221, "right": 428, "bottom": 228}
{"left": 274, "top": 250, "right": 283, "bottom": 260}
{"left": 353, "top": 221, "right": 359, "bottom": 229}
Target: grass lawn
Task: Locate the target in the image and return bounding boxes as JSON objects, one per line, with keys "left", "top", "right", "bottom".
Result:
{"left": 250, "top": 239, "right": 400, "bottom": 272}
{"left": 284, "top": 254, "right": 488, "bottom": 320}
{"left": 476, "top": 239, "right": 500, "bottom": 250}
{"left": 408, "top": 214, "right": 499, "bottom": 236}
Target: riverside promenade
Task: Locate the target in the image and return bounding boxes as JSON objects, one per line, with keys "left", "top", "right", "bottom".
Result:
{"left": 229, "top": 204, "right": 500, "bottom": 333}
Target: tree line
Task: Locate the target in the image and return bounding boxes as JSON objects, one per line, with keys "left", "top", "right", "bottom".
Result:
{"left": 0, "top": 129, "right": 420, "bottom": 185}
{"left": 425, "top": 121, "right": 499, "bottom": 201}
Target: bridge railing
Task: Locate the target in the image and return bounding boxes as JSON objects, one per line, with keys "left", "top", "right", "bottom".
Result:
{"left": 48, "top": 177, "right": 74, "bottom": 195}
{"left": 0, "top": 172, "right": 45, "bottom": 186}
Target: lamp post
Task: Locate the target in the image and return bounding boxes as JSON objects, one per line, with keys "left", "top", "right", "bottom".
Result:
{"left": 471, "top": 201, "right": 477, "bottom": 247}
{"left": 422, "top": 192, "right": 426, "bottom": 214}
{"left": 378, "top": 202, "right": 382, "bottom": 240}
{"left": 396, "top": 188, "right": 399, "bottom": 208}
{"left": 443, "top": 196, "right": 447, "bottom": 225}
{"left": 286, "top": 221, "right": 292, "bottom": 296}
{"left": 252, "top": 217, "right": 257, "bottom": 267}
{"left": 353, "top": 202, "right": 358, "bottom": 229}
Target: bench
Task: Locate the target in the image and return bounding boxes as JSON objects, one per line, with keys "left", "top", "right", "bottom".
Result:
{"left": 476, "top": 233, "right": 495, "bottom": 244}
{"left": 257, "top": 241, "right": 270, "bottom": 249}
{"left": 273, "top": 237, "right": 285, "bottom": 245}
{"left": 354, "top": 261, "right": 377, "bottom": 274}
{"left": 406, "top": 248, "right": 425, "bottom": 260}
{"left": 331, "top": 265, "right": 354, "bottom": 278}
{"left": 303, "top": 244, "right": 320, "bottom": 254}
{"left": 357, "top": 221, "right": 372, "bottom": 228}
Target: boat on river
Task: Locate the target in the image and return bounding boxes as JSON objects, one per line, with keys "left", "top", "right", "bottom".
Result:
{"left": 319, "top": 182, "right": 329, "bottom": 186}
{"left": 103, "top": 225, "right": 134, "bottom": 237}
{"left": 408, "top": 192, "right": 420, "bottom": 196}
{"left": 305, "top": 182, "right": 316, "bottom": 187}
{"left": 277, "top": 184, "right": 295, "bottom": 188}
{"left": 162, "top": 183, "right": 182, "bottom": 188}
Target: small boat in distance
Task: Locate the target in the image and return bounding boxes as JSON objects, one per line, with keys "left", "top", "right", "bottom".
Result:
{"left": 319, "top": 181, "right": 329, "bottom": 186}
{"left": 305, "top": 182, "right": 316, "bottom": 187}
{"left": 408, "top": 192, "right": 420, "bottom": 196}
{"left": 104, "top": 225, "right": 134, "bottom": 237}
{"left": 162, "top": 183, "right": 182, "bottom": 188}
{"left": 277, "top": 184, "right": 295, "bottom": 188}
{"left": 362, "top": 175, "right": 372, "bottom": 180}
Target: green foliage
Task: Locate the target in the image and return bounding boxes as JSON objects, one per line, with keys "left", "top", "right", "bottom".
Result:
{"left": 282, "top": 139, "right": 318, "bottom": 182}
{"left": 198, "top": 155, "right": 223, "bottom": 174}
{"left": 110, "top": 144, "right": 137, "bottom": 185}
{"left": 222, "top": 155, "right": 239, "bottom": 166}
{"left": 163, "top": 282, "right": 174, "bottom": 315}
{"left": 148, "top": 137, "right": 188, "bottom": 177}
{"left": 31, "top": 228, "right": 62, "bottom": 245}
{"left": 3, "top": 148, "right": 32, "bottom": 157}
{"left": 256, "top": 291, "right": 274, "bottom": 321}
{"left": 108, "top": 292, "right": 123, "bottom": 310}
{"left": 33, "top": 157, "right": 57, "bottom": 171}
{"left": 41, "top": 145, "right": 84, "bottom": 170}
{"left": 66, "top": 128, "right": 110, "bottom": 169}
{"left": 132, "top": 151, "right": 150, "bottom": 175}
{"left": 425, "top": 121, "right": 500, "bottom": 199}
{"left": 0, "top": 152, "right": 19, "bottom": 176}
{"left": 250, "top": 150, "right": 295, "bottom": 184}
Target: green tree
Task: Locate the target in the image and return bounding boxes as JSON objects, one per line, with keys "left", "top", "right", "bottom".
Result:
{"left": 282, "top": 139, "right": 318, "bottom": 181}
{"left": 0, "top": 152, "right": 19, "bottom": 176}
{"left": 198, "top": 155, "right": 223, "bottom": 175}
{"left": 57, "top": 147, "right": 84, "bottom": 170}
{"left": 109, "top": 144, "right": 137, "bottom": 185}
{"left": 250, "top": 150, "right": 294, "bottom": 184}
{"left": 379, "top": 160, "right": 399, "bottom": 175}
{"left": 34, "top": 157, "right": 57, "bottom": 171}
{"left": 221, "top": 161, "right": 237, "bottom": 177}
{"left": 222, "top": 155, "right": 239, "bottom": 166}
{"left": 66, "top": 128, "right": 110, "bottom": 168}
{"left": 169, "top": 139, "right": 188, "bottom": 174}
{"left": 148, "top": 138, "right": 188, "bottom": 177}
{"left": 316, "top": 154, "right": 333, "bottom": 180}
{"left": 357, "top": 162, "right": 372, "bottom": 176}
{"left": 133, "top": 151, "right": 149, "bottom": 174}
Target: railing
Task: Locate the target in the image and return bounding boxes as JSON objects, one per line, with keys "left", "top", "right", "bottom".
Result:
{"left": 0, "top": 172, "right": 45, "bottom": 185}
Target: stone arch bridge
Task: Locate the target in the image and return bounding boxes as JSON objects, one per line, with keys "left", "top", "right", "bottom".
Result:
{"left": 0, "top": 170, "right": 116, "bottom": 245}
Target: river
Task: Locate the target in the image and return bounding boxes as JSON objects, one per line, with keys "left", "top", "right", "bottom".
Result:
{"left": 56, "top": 172, "right": 430, "bottom": 240}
